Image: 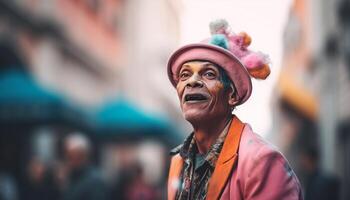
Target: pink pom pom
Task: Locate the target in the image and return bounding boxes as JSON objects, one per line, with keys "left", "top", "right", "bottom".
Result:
{"left": 226, "top": 35, "right": 249, "bottom": 58}
{"left": 242, "top": 53, "right": 268, "bottom": 70}
{"left": 230, "top": 35, "right": 245, "bottom": 47}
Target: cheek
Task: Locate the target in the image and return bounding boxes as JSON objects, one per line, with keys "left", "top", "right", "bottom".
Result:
{"left": 215, "top": 82, "right": 225, "bottom": 91}
{"left": 210, "top": 82, "right": 225, "bottom": 99}
{"left": 209, "top": 83, "right": 229, "bottom": 110}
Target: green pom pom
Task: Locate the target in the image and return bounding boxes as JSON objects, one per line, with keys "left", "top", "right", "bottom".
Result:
{"left": 210, "top": 34, "right": 229, "bottom": 49}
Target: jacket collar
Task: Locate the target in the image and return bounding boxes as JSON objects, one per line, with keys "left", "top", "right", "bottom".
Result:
{"left": 170, "top": 118, "right": 232, "bottom": 168}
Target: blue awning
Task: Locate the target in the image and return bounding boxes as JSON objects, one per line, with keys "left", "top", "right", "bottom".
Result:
{"left": 0, "top": 69, "right": 86, "bottom": 127}
{"left": 94, "top": 98, "right": 182, "bottom": 145}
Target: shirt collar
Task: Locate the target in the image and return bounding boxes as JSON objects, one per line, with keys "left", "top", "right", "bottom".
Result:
{"left": 203, "top": 119, "right": 232, "bottom": 168}
{"left": 169, "top": 132, "right": 194, "bottom": 156}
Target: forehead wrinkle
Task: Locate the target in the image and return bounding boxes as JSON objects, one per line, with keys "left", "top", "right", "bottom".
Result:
{"left": 181, "top": 63, "right": 192, "bottom": 69}
{"left": 201, "top": 62, "right": 217, "bottom": 68}
{"left": 181, "top": 61, "right": 218, "bottom": 70}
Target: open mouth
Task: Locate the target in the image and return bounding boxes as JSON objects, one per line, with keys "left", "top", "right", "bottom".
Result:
{"left": 184, "top": 93, "right": 208, "bottom": 102}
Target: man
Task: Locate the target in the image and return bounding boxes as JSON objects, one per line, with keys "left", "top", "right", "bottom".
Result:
{"left": 300, "top": 148, "right": 339, "bottom": 200}
{"left": 62, "top": 133, "right": 109, "bottom": 200}
{"left": 167, "top": 19, "right": 303, "bottom": 200}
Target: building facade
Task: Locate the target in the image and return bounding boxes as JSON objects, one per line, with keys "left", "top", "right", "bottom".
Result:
{"left": 272, "top": 0, "right": 350, "bottom": 199}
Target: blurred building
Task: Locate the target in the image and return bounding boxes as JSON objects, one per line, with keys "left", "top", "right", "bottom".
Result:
{"left": 271, "top": 0, "right": 350, "bottom": 199}
{"left": 119, "top": 0, "right": 186, "bottom": 129}
{"left": 0, "top": 0, "right": 183, "bottom": 199}
{"left": 0, "top": 0, "right": 183, "bottom": 140}
{"left": 0, "top": 0, "right": 122, "bottom": 105}
{"left": 0, "top": 0, "right": 182, "bottom": 110}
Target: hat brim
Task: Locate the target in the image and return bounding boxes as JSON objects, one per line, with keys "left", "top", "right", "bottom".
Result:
{"left": 167, "top": 43, "right": 252, "bottom": 105}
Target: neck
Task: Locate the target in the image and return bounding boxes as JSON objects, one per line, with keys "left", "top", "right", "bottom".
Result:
{"left": 192, "top": 115, "right": 232, "bottom": 154}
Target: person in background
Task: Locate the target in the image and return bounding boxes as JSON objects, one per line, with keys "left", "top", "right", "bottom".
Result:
{"left": 166, "top": 19, "right": 303, "bottom": 200}
{"left": 124, "top": 162, "right": 160, "bottom": 200}
{"left": 62, "top": 133, "right": 109, "bottom": 200}
{"left": 23, "top": 157, "right": 60, "bottom": 200}
{"left": 300, "top": 147, "right": 340, "bottom": 200}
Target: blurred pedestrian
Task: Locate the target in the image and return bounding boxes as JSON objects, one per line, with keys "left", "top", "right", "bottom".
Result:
{"left": 62, "top": 133, "right": 109, "bottom": 200}
{"left": 124, "top": 163, "right": 160, "bottom": 200}
{"left": 111, "top": 161, "right": 160, "bottom": 200}
{"left": 166, "top": 19, "right": 303, "bottom": 200}
{"left": 300, "top": 148, "right": 340, "bottom": 200}
{"left": 22, "top": 157, "right": 60, "bottom": 200}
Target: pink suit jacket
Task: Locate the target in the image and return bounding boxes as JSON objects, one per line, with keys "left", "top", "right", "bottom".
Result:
{"left": 220, "top": 124, "right": 303, "bottom": 199}
{"left": 168, "top": 117, "right": 303, "bottom": 200}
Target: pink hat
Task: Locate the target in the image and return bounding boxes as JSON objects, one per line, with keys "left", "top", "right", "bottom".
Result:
{"left": 167, "top": 19, "right": 270, "bottom": 105}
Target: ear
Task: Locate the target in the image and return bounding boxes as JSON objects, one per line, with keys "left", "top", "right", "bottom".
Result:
{"left": 228, "top": 84, "right": 239, "bottom": 107}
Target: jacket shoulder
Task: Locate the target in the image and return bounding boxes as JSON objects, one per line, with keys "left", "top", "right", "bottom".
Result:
{"left": 238, "top": 124, "right": 282, "bottom": 161}
{"left": 232, "top": 124, "right": 303, "bottom": 199}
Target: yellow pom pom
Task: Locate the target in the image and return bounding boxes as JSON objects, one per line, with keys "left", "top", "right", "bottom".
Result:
{"left": 247, "top": 64, "right": 271, "bottom": 80}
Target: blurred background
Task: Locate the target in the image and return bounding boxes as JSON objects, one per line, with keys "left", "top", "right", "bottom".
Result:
{"left": 0, "top": 0, "right": 349, "bottom": 200}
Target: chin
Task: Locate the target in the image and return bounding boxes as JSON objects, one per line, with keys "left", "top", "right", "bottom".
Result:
{"left": 183, "top": 109, "right": 208, "bottom": 124}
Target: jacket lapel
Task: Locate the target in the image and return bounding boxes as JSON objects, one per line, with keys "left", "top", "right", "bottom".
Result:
{"left": 168, "top": 154, "right": 183, "bottom": 200}
{"left": 167, "top": 116, "right": 245, "bottom": 200}
{"left": 206, "top": 116, "right": 245, "bottom": 200}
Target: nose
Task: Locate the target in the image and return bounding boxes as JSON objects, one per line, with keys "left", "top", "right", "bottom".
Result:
{"left": 186, "top": 74, "right": 203, "bottom": 88}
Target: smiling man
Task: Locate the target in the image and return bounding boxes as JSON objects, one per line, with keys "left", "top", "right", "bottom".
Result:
{"left": 167, "top": 19, "right": 303, "bottom": 200}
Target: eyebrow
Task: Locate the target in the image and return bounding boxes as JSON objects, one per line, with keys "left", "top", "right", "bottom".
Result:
{"left": 179, "top": 62, "right": 218, "bottom": 76}
{"left": 179, "top": 67, "right": 190, "bottom": 73}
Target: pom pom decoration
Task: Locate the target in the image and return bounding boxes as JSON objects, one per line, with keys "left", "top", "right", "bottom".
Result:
{"left": 238, "top": 32, "right": 252, "bottom": 47}
{"left": 208, "top": 19, "right": 271, "bottom": 80}
{"left": 246, "top": 64, "right": 271, "bottom": 80}
{"left": 209, "top": 19, "right": 229, "bottom": 35}
{"left": 210, "top": 34, "right": 229, "bottom": 50}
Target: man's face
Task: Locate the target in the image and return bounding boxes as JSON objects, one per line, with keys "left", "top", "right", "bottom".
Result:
{"left": 176, "top": 61, "right": 233, "bottom": 123}
{"left": 65, "top": 145, "right": 88, "bottom": 170}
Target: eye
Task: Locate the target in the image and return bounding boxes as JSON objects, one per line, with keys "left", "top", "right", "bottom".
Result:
{"left": 203, "top": 71, "right": 216, "bottom": 79}
{"left": 179, "top": 71, "right": 191, "bottom": 80}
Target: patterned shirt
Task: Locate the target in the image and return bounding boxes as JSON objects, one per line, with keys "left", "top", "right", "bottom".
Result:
{"left": 170, "top": 120, "right": 232, "bottom": 200}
